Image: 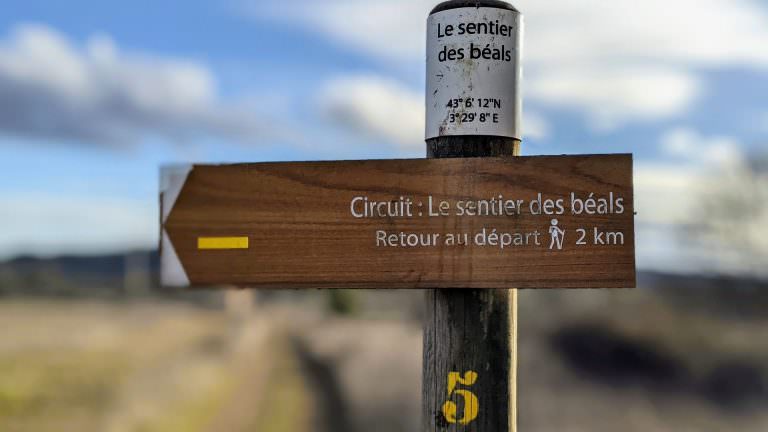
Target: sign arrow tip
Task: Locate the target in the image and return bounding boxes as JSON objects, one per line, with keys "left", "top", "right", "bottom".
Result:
{"left": 161, "top": 164, "right": 193, "bottom": 224}
{"left": 161, "top": 228, "right": 190, "bottom": 288}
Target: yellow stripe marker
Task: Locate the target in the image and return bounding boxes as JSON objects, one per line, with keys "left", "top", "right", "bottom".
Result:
{"left": 198, "top": 237, "right": 250, "bottom": 250}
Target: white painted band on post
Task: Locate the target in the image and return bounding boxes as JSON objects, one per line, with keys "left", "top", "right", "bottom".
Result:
{"left": 426, "top": 7, "right": 523, "bottom": 140}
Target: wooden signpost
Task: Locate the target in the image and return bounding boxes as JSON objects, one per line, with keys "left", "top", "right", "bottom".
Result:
{"left": 161, "top": 156, "right": 634, "bottom": 289}
{"left": 424, "top": 3, "right": 526, "bottom": 428}
{"left": 159, "top": 1, "right": 636, "bottom": 431}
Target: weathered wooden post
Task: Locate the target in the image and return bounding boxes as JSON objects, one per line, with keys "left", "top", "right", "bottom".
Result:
{"left": 423, "top": 1, "right": 522, "bottom": 430}
{"left": 160, "top": 4, "right": 636, "bottom": 430}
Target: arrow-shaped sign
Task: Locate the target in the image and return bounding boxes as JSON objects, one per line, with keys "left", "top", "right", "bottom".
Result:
{"left": 160, "top": 155, "right": 636, "bottom": 289}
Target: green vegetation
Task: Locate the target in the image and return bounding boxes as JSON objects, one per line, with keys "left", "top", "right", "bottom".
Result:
{"left": 328, "top": 290, "right": 358, "bottom": 316}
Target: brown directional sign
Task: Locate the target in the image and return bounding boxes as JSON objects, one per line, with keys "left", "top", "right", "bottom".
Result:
{"left": 160, "top": 155, "right": 635, "bottom": 289}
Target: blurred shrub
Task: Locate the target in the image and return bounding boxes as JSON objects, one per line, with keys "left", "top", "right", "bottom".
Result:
{"left": 328, "top": 290, "right": 358, "bottom": 316}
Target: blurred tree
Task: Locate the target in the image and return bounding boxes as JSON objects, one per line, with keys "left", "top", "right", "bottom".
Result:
{"left": 688, "top": 152, "right": 768, "bottom": 277}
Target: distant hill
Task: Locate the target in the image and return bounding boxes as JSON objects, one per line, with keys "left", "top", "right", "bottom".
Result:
{"left": 0, "top": 251, "right": 159, "bottom": 298}
{"left": 640, "top": 271, "right": 768, "bottom": 318}
{"left": 1, "top": 252, "right": 767, "bottom": 316}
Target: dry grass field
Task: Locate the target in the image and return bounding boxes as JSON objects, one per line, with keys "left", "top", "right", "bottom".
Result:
{"left": 0, "top": 300, "right": 312, "bottom": 432}
{"left": 1, "top": 282, "right": 767, "bottom": 432}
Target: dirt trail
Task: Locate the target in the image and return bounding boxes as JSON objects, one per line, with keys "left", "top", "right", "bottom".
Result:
{"left": 293, "top": 318, "right": 422, "bottom": 432}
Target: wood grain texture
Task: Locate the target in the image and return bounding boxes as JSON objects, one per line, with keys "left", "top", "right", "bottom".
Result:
{"left": 422, "top": 288, "right": 517, "bottom": 431}
{"left": 425, "top": 4, "right": 522, "bottom": 430}
{"left": 161, "top": 155, "right": 635, "bottom": 289}
{"left": 424, "top": 136, "right": 519, "bottom": 432}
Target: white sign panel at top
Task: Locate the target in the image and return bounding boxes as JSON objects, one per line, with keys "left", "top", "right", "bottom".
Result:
{"left": 426, "top": 7, "right": 522, "bottom": 140}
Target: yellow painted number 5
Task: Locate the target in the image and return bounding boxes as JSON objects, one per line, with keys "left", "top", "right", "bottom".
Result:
{"left": 441, "top": 371, "right": 479, "bottom": 425}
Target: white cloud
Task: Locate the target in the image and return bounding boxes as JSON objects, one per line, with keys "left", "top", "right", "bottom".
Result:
{"left": 528, "top": 67, "right": 700, "bottom": 131}
{"left": 253, "top": 0, "right": 768, "bottom": 130}
{"left": 319, "top": 76, "right": 424, "bottom": 150}
{"left": 660, "top": 127, "right": 744, "bottom": 167}
{"left": 0, "top": 24, "right": 287, "bottom": 147}
{"left": 634, "top": 160, "right": 712, "bottom": 273}
{"left": 634, "top": 164, "right": 698, "bottom": 226}
{"left": 255, "top": 0, "right": 768, "bottom": 66}
{"left": 0, "top": 194, "right": 156, "bottom": 259}
{"left": 249, "top": 1, "right": 429, "bottom": 62}
{"left": 318, "top": 75, "right": 549, "bottom": 149}
{"left": 519, "top": 0, "right": 768, "bottom": 67}
{"left": 522, "top": 111, "right": 549, "bottom": 141}
{"left": 635, "top": 127, "right": 768, "bottom": 277}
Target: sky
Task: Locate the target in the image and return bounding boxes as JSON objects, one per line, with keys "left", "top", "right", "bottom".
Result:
{"left": 0, "top": 0, "right": 766, "bottom": 277}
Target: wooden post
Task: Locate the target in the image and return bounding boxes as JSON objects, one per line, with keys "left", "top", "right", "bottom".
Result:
{"left": 422, "top": 144, "right": 520, "bottom": 432}
{"left": 423, "top": 1, "right": 522, "bottom": 431}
